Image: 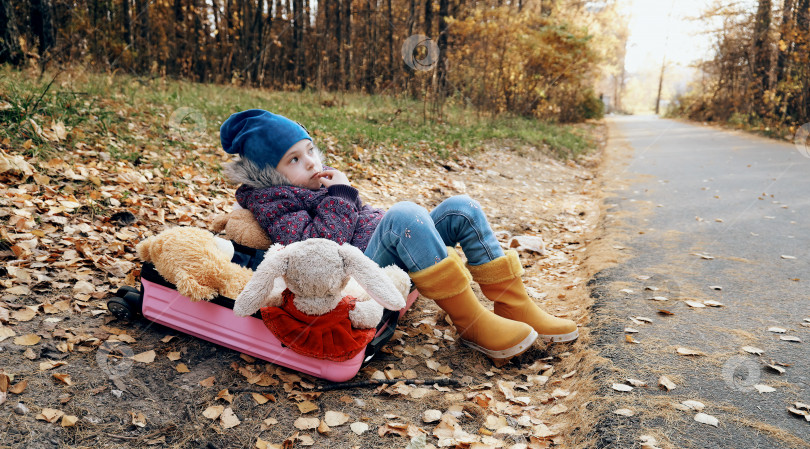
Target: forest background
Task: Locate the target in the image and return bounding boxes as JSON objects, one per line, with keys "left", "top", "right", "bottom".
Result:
{"left": 0, "top": 0, "right": 632, "bottom": 124}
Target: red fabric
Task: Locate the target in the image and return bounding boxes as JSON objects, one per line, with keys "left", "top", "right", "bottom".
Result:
{"left": 260, "top": 289, "right": 375, "bottom": 361}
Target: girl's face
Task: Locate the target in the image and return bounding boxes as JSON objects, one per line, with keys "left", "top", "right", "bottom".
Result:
{"left": 276, "top": 139, "right": 323, "bottom": 190}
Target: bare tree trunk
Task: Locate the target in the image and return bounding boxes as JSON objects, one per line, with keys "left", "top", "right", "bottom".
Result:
{"left": 752, "top": 0, "right": 772, "bottom": 115}
{"left": 122, "top": 0, "right": 132, "bottom": 45}
{"left": 796, "top": 0, "right": 810, "bottom": 121}
{"left": 364, "top": 0, "right": 376, "bottom": 92}
{"left": 135, "top": 0, "right": 150, "bottom": 71}
{"left": 333, "top": 0, "right": 340, "bottom": 89}
{"left": 434, "top": 0, "right": 448, "bottom": 118}
{"left": 294, "top": 0, "right": 306, "bottom": 89}
{"left": 424, "top": 0, "right": 433, "bottom": 37}
{"left": 0, "top": 0, "right": 23, "bottom": 65}
{"left": 437, "top": 0, "right": 448, "bottom": 92}
{"left": 173, "top": 0, "right": 184, "bottom": 76}
{"left": 343, "top": 0, "right": 352, "bottom": 89}
{"left": 30, "top": 0, "right": 55, "bottom": 55}
{"left": 775, "top": 0, "right": 795, "bottom": 84}
{"left": 387, "top": 0, "right": 393, "bottom": 82}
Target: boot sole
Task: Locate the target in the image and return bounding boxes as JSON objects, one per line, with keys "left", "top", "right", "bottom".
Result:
{"left": 538, "top": 328, "right": 579, "bottom": 343}
{"left": 460, "top": 329, "right": 539, "bottom": 367}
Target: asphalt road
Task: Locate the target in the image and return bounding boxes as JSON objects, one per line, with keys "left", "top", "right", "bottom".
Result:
{"left": 590, "top": 116, "right": 810, "bottom": 449}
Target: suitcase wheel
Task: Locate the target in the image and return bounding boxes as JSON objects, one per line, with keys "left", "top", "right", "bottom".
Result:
{"left": 108, "top": 288, "right": 143, "bottom": 321}
{"left": 107, "top": 297, "right": 135, "bottom": 321}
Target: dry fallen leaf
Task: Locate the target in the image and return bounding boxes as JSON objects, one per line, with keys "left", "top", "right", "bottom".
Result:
{"left": 251, "top": 393, "right": 269, "bottom": 405}
{"left": 132, "top": 350, "right": 156, "bottom": 363}
{"left": 294, "top": 417, "right": 320, "bottom": 430}
{"left": 52, "top": 373, "right": 72, "bottom": 386}
{"left": 423, "top": 409, "right": 442, "bottom": 423}
{"left": 203, "top": 405, "right": 224, "bottom": 419}
{"left": 0, "top": 326, "right": 15, "bottom": 342}
{"left": 11, "top": 308, "right": 37, "bottom": 322}
{"left": 199, "top": 376, "right": 215, "bottom": 387}
{"left": 254, "top": 437, "right": 280, "bottom": 449}
{"left": 175, "top": 363, "right": 190, "bottom": 373}
{"left": 754, "top": 384, "right": 776, "bottom": 394}
{"left": 676, "top": 347, "right": 704, "bottom": 356}
{"left": 611, "top": 383, "right": 633, "bottom": 392}
{"left": 639, "top": 434, "right": 662, "bottom": 449}
{"left": 9, "top": 379, "right": 28, "bottom": 394}
{"left": 741, "top": 346, "right": 764, "bottom": 355}
{"left": 766, "top": 364, "right": 786, "bottom": 374}
{"left": 296, "top": 400, "right": 319, "bottom": 414}
{"left": 614, "top": 408, "right": 634, "bottom": 417}
{"left": 694, "top": 412, "right": 719, "bottom": 427}
{"left": 509, "top": 235, "right": 545, "bottom": 254}
{"left": 37, "top": 408, "right": 64, "bottom": 423}
{"left": 40, "top": 361, "right": 68, "bottom": 371}
{"left": 167, "top": 351, "right": 181, "bottom": 361}
{"left": 684, "top": 300, "right": 706, "bottom": 308}
{"left": 216, "top": 389, "right": 234, "bottom": 403}
{"left": 780, "top": 336, "right": 802, "bottom": 343}
{"left": 681, "top": 400, "right": 705, "bottom": 411}
{"left": 659, "top": 376, "right": 677, "bottom": 391}
{"left": 350, "top": 422, "right": 370, "bottom": 435}
{"left": 787, "top": 407, "right": 810, "bottom": 420}
{"left": 13, "top": 334, "right": 41, "bottom": 346}
{"left": 703, "top": 300, "right": 724, "bottom": 307}
{"left": 130, "top": 411, "right": 147, "bottom": 428}
{"left": 61, "top": 415, "right": 79, "bottom": 427}
{"left": 324, "top": 410, "right": 350, "bottom": 427}
{"left": 220, "top": 407, "right": 240, "bottom": 429}
{"left": 768, "top": 327, "right": 787, "bottom": 334}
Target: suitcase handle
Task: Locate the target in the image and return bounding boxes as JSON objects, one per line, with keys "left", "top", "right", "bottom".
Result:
{"left": 361, "top": 308, "right": 400, "bottom": 366}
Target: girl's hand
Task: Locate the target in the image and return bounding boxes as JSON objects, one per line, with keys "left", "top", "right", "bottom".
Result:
{"left": 318, "top": 169, "right": 351, "bottom": 188}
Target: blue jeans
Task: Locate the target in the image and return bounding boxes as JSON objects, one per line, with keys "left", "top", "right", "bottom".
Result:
{"left": 364, "top": 195, "right": 505, "bottom": 272}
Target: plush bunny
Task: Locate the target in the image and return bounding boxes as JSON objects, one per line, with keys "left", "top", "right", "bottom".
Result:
{"left": 234, "top": 238, "right": 408, "bottom": 361}
{"left": 234, "top": 239, "right": 407, "bottom": 326}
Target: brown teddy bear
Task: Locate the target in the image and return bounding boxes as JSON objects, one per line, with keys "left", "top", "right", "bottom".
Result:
{"left": 136, "top": 227, "right": 255, "bottom": 301}
{"left": 210, "top": 206, "right": 273, "bottom": 250}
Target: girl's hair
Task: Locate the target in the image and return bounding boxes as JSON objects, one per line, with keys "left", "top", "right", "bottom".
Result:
{"left": 225, "top": 145, "right": 324, "bottom": 189}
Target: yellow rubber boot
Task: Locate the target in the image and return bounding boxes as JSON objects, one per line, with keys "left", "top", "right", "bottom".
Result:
{"left": 410, "top": 249, "right": 538, "bottom": 366}
{"left": 467, "top": 250, "right": 578, "bottom": 343}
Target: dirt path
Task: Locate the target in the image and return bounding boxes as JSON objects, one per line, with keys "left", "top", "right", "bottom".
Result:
{"left": 1, "top": 136, "right": 609, "bottom": 448}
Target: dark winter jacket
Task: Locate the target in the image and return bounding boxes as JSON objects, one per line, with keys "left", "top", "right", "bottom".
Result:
{"left": 226, "top": 158, "right": 384, "bottom": 251}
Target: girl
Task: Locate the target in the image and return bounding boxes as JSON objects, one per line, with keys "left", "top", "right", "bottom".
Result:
{"left": 221, "top": 109, "right": 577, "bottom": 366}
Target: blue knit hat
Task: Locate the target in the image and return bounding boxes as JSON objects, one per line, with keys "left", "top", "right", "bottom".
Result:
{"left": 220, "top": 109, "right": 312, "bottom": 169}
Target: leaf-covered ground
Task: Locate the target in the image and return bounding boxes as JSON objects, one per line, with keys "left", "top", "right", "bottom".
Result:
{"left": 1, "top": 69, "right": 607, "bottom": 449}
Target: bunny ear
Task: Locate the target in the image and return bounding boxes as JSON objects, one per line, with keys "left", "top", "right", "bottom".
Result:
{"left": 338, "top": 244, "right": 406, "bottom": 311}
{"left": 233, "top": 247, "right": 289, "bottom": 316}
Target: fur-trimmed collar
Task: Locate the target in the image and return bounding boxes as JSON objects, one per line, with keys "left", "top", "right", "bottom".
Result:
{"left": 224, "top": 147, "right": 325, "bottom": 189}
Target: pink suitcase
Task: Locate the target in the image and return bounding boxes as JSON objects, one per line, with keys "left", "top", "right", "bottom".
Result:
{"left": 108, "top": 243, "right": 418, "bottom": 382}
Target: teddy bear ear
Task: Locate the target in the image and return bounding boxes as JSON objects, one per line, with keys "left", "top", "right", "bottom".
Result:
{"left": 337, "top": 244, "right": 406, "bottom": 311}
{"left": 135, "top": 237, "right": 153, "bottom": 262}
